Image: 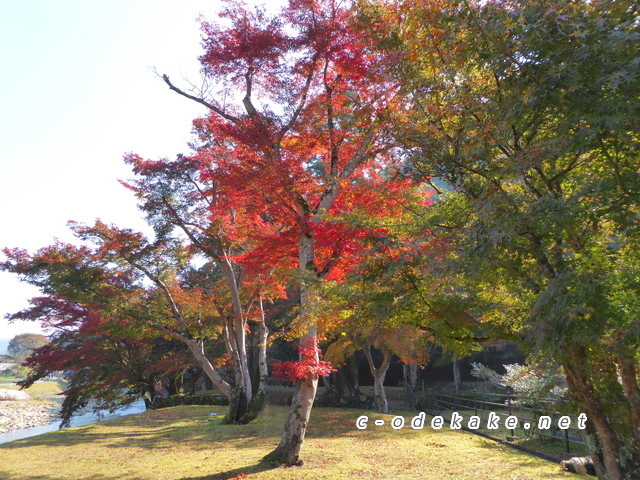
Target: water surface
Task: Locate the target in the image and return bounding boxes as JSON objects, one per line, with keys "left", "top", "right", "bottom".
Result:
{"left": 0, "top": 400, "right": 146, "bottom": 445}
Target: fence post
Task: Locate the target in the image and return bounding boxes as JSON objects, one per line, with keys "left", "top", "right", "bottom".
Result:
{"left": 565, "top": 429, "right": 571, "bottom": 455}
{"left": 508, "top": 396, "right": 514, "bottom": 440}
{"left": 473, "top": 391, "right": 477, "bottom": 417}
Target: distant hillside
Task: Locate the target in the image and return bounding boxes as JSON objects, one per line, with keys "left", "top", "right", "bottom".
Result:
{"left": 0, "top": 339, "right": 9, "bottom": 355}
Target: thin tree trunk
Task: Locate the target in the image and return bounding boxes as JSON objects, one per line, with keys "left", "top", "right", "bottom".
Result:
{"left": 257, "top": 296, "right": 269, "bottom": 398}
{"left": 349, "top": 354, "right": 361, "bottom": 396}
{"left": 185, "top": 338, "right": 231, "bottom": 397}
{"left": 220, "top": 258, "right": 254, "bottom": 417}
{"left": 364, "top": 344, "right": 392, "bottom": 414}
{"left": 453, "top": 356, "right": 461, "bottom": 392}
{"left": 143, "top": 385, "right": 156, "bottom": 409}
{"left": 404, "top": 363, "right": 417, "bottom": 410}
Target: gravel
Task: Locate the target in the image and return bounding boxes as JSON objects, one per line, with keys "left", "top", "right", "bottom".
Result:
{"left": 0, "top": 402, "right": 59, "bottom": 434}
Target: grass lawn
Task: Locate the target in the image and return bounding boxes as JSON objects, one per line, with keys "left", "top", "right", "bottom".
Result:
{"left": 0, "top": 405, "right": 590, "bottom": 480}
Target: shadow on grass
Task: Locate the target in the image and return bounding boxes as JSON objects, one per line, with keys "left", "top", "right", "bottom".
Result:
{"left": 0, "top": 403, "right": 572, "bottom": 480}
{"left": 0, "top": 405, "right": 382, "bottom": 454}
{"left": 178, "top": 461, "right": 278, "bottom": 480}
{"left": 475, "top": 438, "right": 569, "bottom": 474}
{"left": 0, "top": 473, "right": 124, "bottom": 480}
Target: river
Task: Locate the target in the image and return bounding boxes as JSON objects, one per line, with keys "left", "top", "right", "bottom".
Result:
{"left": 0, "top": 400, "right": 147, "bottom": 445}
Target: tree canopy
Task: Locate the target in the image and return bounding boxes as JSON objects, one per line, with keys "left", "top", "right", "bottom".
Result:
{"left": 365, "top": 0, "right": 640, "bottom": 478}
{"left": 1, "top": 1, "right": 638, "bottom": 478}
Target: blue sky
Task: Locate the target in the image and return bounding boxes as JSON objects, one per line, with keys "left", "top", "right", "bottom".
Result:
{"left": 0, "top": 1, "right": 233, "bottom": 338}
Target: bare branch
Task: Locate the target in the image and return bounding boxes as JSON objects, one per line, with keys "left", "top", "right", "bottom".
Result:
{"left": 242, "top": 70, "right": 258, "bottom": 117}
{"left": 341, "top": 126, "right": 377, "bottom": 179}
{"left": 278, "top": 55, "right": 319, "bottom": 141}
{"left": 162, "top": 74, "right": 240, "bottom": 123}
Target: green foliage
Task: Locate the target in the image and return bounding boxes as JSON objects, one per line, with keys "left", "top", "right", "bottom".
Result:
{"left": 375, "top": 0, "right": 640, "bottom": 476}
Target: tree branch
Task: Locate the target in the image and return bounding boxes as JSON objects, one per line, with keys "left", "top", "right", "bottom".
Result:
{"left": 162, "top": 74, "right": 240, "bottom": 123}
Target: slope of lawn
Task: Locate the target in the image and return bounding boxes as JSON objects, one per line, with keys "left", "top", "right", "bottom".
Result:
{"left": 0, "top": 405, "right": 590, "bottom": 480}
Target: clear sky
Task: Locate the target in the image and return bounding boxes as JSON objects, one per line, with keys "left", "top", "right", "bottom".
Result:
{"left": 0, "top": 1, "right": 232, "bottom": 339}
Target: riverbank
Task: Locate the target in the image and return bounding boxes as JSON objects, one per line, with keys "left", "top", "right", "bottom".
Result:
{"left": 0, "top": 402, "right": 58, "bottom": 433}
{"left": 0, "top": 381, "right": 63, "bottom": 433}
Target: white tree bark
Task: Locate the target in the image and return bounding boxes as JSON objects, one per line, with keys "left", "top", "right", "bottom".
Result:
{"left": 364, "top": 344, "right": 392, "bottom": 414}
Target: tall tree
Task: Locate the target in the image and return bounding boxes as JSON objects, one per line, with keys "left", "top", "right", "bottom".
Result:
{"left": 127, "top": 0, "right": 402, "bottom": 464}
{"left": 372, "top": 1, "right": 640, "bottom": 478}
{"left": 71, "top": 221, "right": 276, "bottom": 423}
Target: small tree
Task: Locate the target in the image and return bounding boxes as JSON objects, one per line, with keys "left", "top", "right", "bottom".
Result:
{"left": 7, "top": 333, "right": 49, "bottom": 363}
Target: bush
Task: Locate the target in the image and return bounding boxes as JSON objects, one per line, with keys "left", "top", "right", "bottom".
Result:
{"left": 470, "top": 362, "right": 568, "bottom": 403}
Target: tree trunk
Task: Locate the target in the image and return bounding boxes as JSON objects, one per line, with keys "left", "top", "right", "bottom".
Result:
{"left": 349, "top": 354, "right": 361, "bottom": 396}
{"left": 264, "top": 232, "right": 319, "bottom": 465}
{"left": 242, "top": 299, "right": 270, "bottom": 422}
{"left": 403, "top": 363, "right": 417, "bottom": 410}
{"left": 617, "top": 349, "right": 640, "bottom": 445}
{"left": 217, "top": 256, "right": 256, "bottom": 424}
{"left": 257, "top": 297, "right": 269, "bottom": 398}
{"left": 185, "top": 339, "right": 231, "bottom": 397}
{"left": 226, "top": 385, "right": 249, "bottom": 424}
{"left": 335, "top": 364, "right": 355, "bottom": 401}
{"left": 453, "top": 356, "right": 461, "bottom": 392}
{"left": 373, "top": 371, "right": 388, "bottom": 414}
{"left": 364, "top": 344, "right": 392, "bottom": 414}
{"left": 562, "top": 348, "right": 640, "bottom": 480}
{"left": 143, "top": 385, "right": 156, "bottom": 409}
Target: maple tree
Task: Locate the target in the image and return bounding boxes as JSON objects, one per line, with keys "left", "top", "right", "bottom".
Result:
{"left": 368, "top": 0, "right": 640, "bottom": 478}
{"left": 123, "top": 0, "right": 411, "bottom": 464}
{"left": 120, "top": 150, "right": 275, "bottom": 423}
{"left": 1, "top": 223, "right": 272, "bottom": 424}
{"left": 70, "top": 220, "right": 273, "bottom": 424}
{"left": 320, "top": 280, "right": 431, "bottom": 414}
{"left": 1, "top": 243, "right": 194, "bottom": 424}
{"left": 314, "top": 192, "right": 481, "bottom": 413}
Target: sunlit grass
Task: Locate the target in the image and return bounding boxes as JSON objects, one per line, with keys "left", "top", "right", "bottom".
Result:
{"left": 0, "top": 405, "right": 590, "bottom": 480}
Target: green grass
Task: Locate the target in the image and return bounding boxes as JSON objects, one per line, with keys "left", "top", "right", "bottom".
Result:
{"left": 0, "top": 405, "right": 590, "bottom": 480}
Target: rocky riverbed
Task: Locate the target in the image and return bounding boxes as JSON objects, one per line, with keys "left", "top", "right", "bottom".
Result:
{"left": 0, "top": 402, "right": 59, "bottom": 434}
